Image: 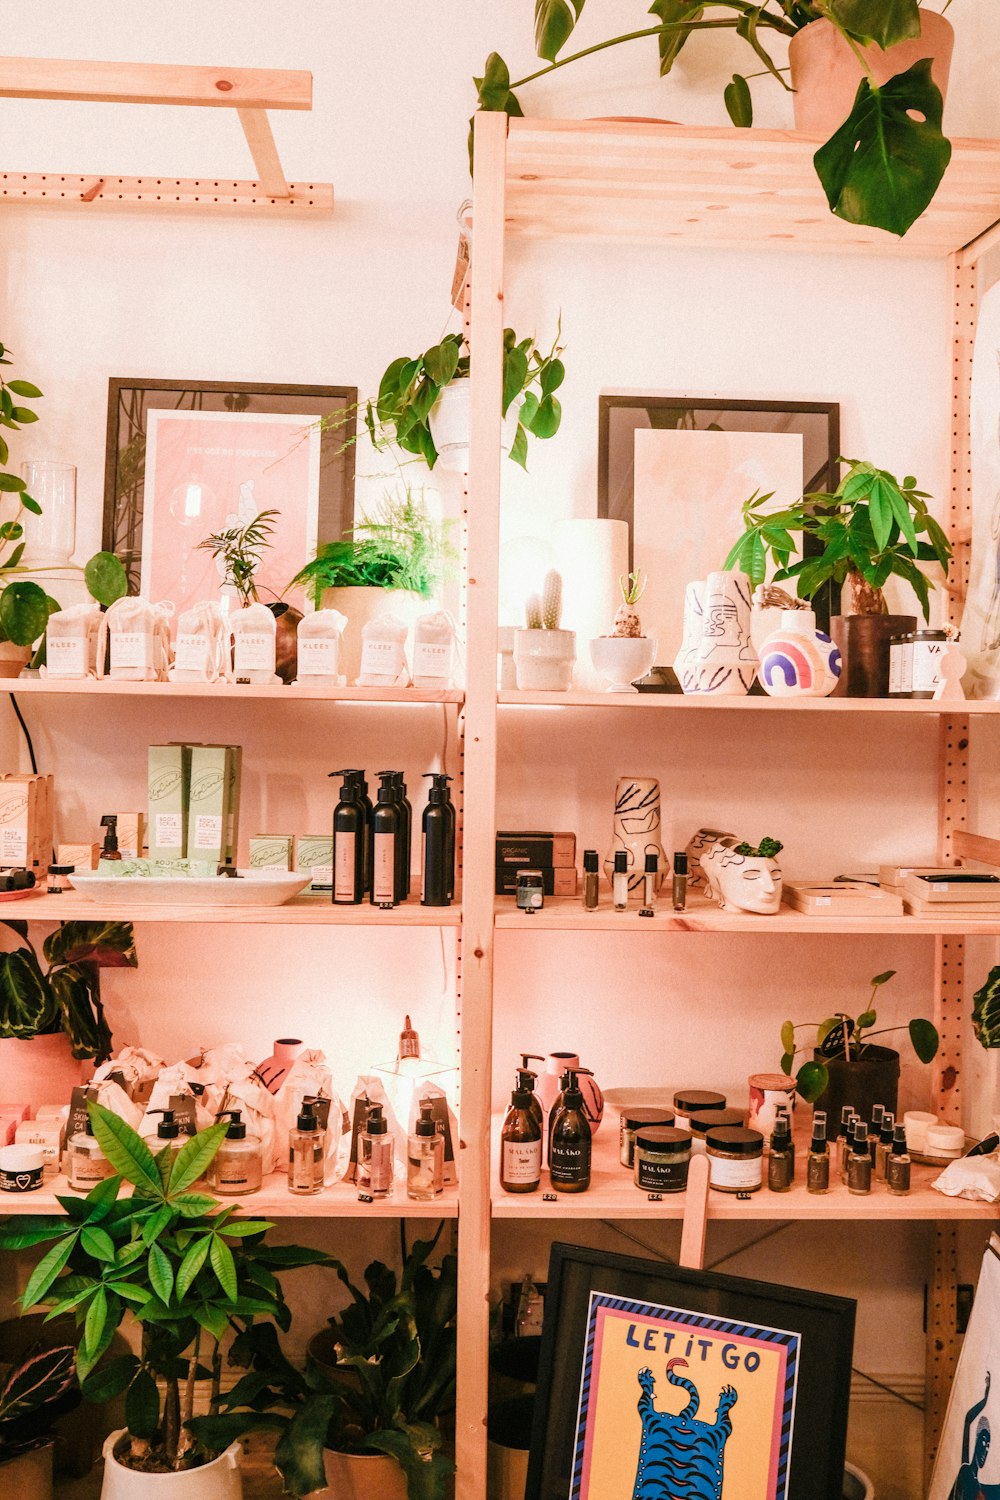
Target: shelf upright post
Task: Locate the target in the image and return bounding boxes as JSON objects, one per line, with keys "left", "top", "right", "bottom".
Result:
{"left": 454, "top": 107, "right": 508, "bottom": 1500}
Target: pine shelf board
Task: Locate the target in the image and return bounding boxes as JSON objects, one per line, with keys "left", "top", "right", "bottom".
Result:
{"left": 0, "top": 174, "right": 334, "bottom": 212}
{"left": 498, "top": 690, "right": 996, "bottom": 713}
{"left": 28, "top": 889, "right": 460, "bottom": 926}
{"left": 503, "top": 119, "right": 1000, "bottom": 257}
{"left": 490, "top": 1117, "right": 993, "bottom": 1221}
{"left": 494, "top": 893, "right": 1000, "bottom": 936}
{"left": 0, "top": 678, "right": 462, "bottom": 704}
{"left": 0, "top": 1172, "right": 457, "bottom": 1219}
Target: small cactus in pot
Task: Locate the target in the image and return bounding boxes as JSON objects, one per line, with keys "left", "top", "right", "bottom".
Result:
{"left": 514, "top": 569, "right": 575, "bottom": 691}
{"left": 613, "top": 571, "right": 646, "bottom": 637}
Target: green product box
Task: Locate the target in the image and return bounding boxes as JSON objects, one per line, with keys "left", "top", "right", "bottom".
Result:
{"left": 147, "top": 745, "right": 191, "bottom": 861}
{"left": 249, "top": 836, "right": 293, "bottom": 870}
{"left": 187, "top": 745, "right": 231, "bottom": 865}
{"left": 295, "top": 834, "right": 334, "bottom": 892}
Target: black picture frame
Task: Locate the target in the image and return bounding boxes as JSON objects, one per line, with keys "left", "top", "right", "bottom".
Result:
{"left": 526, "top": 1241, "right": 855, "bottom": 1500}
{"left": 597, "top": 395, "right": 842, "bottom": 625}
{"left": 103, "top": 377, "right": 357, "bottom": 594}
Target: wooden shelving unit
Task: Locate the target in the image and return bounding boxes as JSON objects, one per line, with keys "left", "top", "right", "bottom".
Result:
{"left": 21, "top": 889, "right": 461, "bottom": 926}
{"left": 499, "top": 689, "right": 1000, "bottom": 714}
{"left": 0, "top": 679, "right": 462, "bottom": 704}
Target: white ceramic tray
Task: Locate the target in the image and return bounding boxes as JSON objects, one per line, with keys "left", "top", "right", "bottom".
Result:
{"left": 68, "top": 869, "right": 311, "bottom": 907}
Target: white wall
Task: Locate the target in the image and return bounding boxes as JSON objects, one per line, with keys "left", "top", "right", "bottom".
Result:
{"left": 4, "top": 3, "right": 1000, "bottom": 1480}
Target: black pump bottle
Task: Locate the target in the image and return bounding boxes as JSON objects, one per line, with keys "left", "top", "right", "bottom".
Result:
{"left": 330, "top": 770, "right": 365, "bottom": 904}
{"left": 421, "top": 773, "right": 455, "bottom": 907}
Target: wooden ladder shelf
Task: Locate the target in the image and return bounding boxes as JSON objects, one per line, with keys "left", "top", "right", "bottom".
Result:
{"left": 0, "top": 56, "right": 333, "bottom": 211}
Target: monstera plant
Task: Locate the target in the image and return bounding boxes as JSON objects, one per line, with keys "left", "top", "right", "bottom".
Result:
{"left": 0, "top": 920, "right": 136, "bottom": 1062}
{"left": 474, "top": 1, "right": 955, "bottom": 236}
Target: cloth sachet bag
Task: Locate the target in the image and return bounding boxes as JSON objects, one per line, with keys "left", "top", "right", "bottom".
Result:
{"left": 295, "top": 608, "right": 348, "bottom": 687}
{"left": 231, "top": 602, "right": 278, "bottom": 684}
{"left": 97, "top": 596, "right": 173, "bottom": 680}
{"left": 43, "top": 603, "right": 102, "bottom": 679}
{"left": 170, "top": 600, "right": 232, "bottom": 683}
{"left": 412, "top": 609, "right": 460, "bottom": 688}
{"left": 356, "top": 612, "right": 411, "bottom": 687}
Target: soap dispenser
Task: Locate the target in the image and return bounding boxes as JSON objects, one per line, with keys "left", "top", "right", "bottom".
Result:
{"left": 330, "top": 770, "right": 365, "bottom": 905}
{"left": 500, "top": 1074, "right": 543, "bottom": 1194}
{"left": 144, "top": 1109, "right": 185, "bottom": 1165}
{"left": 548, "top": 1069, "right": 592, "bottom": 1193}
{"left": 208, "top": 1109, "right": 263, "bottom": 1196}
{"left": 99, "top": 814, "right": 122, "bottom": 863}
{"left": 421, "top": 773, "right": 456, "bottom": 907}
{"left": 67, "top": 1114, "right": 115, "bottom": 1191}
{"left": 288, "top": 1104, "right": 325, "bottom": 1196}
{"left": 407, "top": 1100, "right": 444, "bottom": 1201}
{"left": 371, "top": 772, "right": 401, "bottom": 908}
{"left": 385, "top": 771, "right": 412, "bottom": 900}
{"left": 358, "top": 1103, "right": 394, "bottom": 1199}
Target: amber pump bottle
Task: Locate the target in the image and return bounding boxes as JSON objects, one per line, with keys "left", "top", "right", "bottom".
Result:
{"left": 768, "top": 1113, "right": 794, "bottom": 1192}
{"left": 886, "top": 1124, "right": 911, "bottom": 1196}
{"left": 99, "top": 814, "right": 122, "bottom": 861}
{"left": 549, "top": 1069, "right": 592, "bottom": 1193}
{"left": 500, "top": 1076, "right": 542, "bottom": 1194}
{"left": 876, "top": 1110, "right": 895, "bottom": 1181}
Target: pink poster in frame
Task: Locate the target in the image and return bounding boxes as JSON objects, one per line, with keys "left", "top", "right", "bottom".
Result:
{"left": 141, "top": 408, "right": 321, "bottom": 617}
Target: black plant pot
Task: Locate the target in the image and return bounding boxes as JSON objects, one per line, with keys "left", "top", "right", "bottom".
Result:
{"left": 830, "top": 613, "right": 915, "bottom": 697}
{"left": 814, "top": 1044, "right": 900, "bottom": 1140}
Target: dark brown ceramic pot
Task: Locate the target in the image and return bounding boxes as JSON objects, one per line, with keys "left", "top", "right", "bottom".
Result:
{"left": 814, "top": 1045, "right": 900, "bottom": 1140}
{"left": 269, "top": 602, "right": 302, "bottom": 684}
{"left": 831, "top": 613, "right": 915, "bottom": 697}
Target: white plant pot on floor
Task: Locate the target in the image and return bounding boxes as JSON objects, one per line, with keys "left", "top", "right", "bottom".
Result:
{"left": 100, "top": 1433, "right": 243, "bottom": 1500}
{"left": 842, "top": 1461, "right": 875, "bottom": 1500}
{"left": 514, "top": 628, "right": 575, "bottom": 691}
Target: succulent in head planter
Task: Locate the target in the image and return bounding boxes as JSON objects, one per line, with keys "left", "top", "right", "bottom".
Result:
{"left": 613, "top": 571, "right": 647, "bottom": 638}
{"left": 0, "top": 1343, "right": 78, "bottom": 1477}
{"left": 780, "top": 969, "right": 939, "bottom": 1113}
{"left": 724, "top": 462, "right": 951, "bottom": 621}
{"left": 0, "top": 920, "right": 136, "bottom": 1063}
{"left": 0, "top": 1102, "right": 331, "bottom": 1478}
{"left": 189, "top": 1224, "right": 457, "bottom": 1500}
{"left": 369, "top": 323, "right": 565, "bottom": 470}
{"left": 474, "top": 1, "right": 954, "bottom": 237}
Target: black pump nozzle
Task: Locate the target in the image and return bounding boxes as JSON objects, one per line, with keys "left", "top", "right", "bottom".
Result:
{"left": 297, "top": 1104, "right": 319, "bottom": 1132}
{"left": 516, "top": 1068, "right": 537, "bottom": 1091}
{"left": 215, "top": 1109, "right": 246, "bottom": 1139}
{"left": 365, "top": 1104, "right": 387, "bottom": 1136}
{"left": 415, "top": 1100, "right": 437, "bottom": 1137}
{"left": 147, "top": 1108, "right": 180, "bottom": 1140}
{"left": 422, "top": 772, "right": 454, "bottom": 803}
{"left": 100, "top": 814, "right": 119, "bottom": 854}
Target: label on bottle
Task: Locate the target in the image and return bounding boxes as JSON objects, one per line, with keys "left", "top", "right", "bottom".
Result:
{"left": 46, "top": 634, "right": 88, "bottom": 676}
{"left": 174, "top": 631, "right": 210, "bottom": 675}
{"left": 373, "top": 831, "right": 395, "bottom": 903}
{"left": 155, "top": 812, "right": 184, "bottom": 849}
{"left": 334, "top": 831, "right": 357, "bottom": 901}
{"left": 635, "top": 1154, "right": 688, "bottom": 1191}
{"left": 912, "top": 639, "right": 944, "bottom": 694}
{"left": 502, "top": 1137, "right": 542, "bottom": 1186}
{"left": 360, "top": 636, "right": 405, "bottom": 679}
{"left": 549, "top": 1138, "right": 591, "bottom": 1185}
{"left": 888, "top": 641, "right": 901, "bottom": 696}
{"left": 361, "top": 1136, "right": 394, "bottom": 1193}
{"left": 297, "top": 636, "right": 339, "bottom": 676}
{"left": 112, "top": 630, "right": 151, "bottom": 671}
{"left": 193, "top": 813, "right": 223, "bottom": 851}
{"left": 233, "top": 631, "right": 275, "bottom": 674}
{"left": 707, "top": 1153, "right": 762, "bottom": 1190}
{"left": 412, "top": 639, "right": 453, "bottom": 683}
{"left": 807, "top": 1154, "right": 829, "bottom": 1192}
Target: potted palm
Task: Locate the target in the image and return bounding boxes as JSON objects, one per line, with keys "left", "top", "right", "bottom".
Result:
{"left": 197, "top": 507, "right": 302, "bottom": 683}
{"left": 0, "top": 1102, "right": 330, "bottom": 1497}
{"left": 723, "top": 459, "right": 952, "bottom": 695}
{"left": 474, "top": 1, "right": 956, "bottom": 237}
{"left": 780, "top": 969, "right": 939, "bottom": 1133}
{"left": 191, "top": 1227, "right": 457, "bottom": 1500}
{"left": 0, "top": 1344, "right": 78, "bottom": 1500}
{"left": 0, "top": 920, "right": 136, "bottom": 1110}
{"left": 290, "top": 492, "right": 455, "bottom": 684}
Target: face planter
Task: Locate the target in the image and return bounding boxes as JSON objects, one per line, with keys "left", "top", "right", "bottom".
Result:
{"left": 698, "top": 834, "right": 784, "bottom": 915}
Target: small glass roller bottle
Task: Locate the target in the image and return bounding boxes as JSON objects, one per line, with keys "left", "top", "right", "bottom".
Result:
{"left": 847, "top": 1120, "right": 872, "bottom": 1195}
{"left": 807, "top": 1113, "right": 830, "bottom": 1193}
{"left": 641, "top": 852, "right": 658, "bottom": 912}
{"left": 672, "top": 852, "right": 688, "bottom": 912}
{"left": 767, "top": 1113, "right": 794, "bottom": 1192}
{"left": 407, "top": 1101, "right": 444, "bottom": 1201}
{"left": 613, "top": 850, "right": 628, "bottom": 911}
{"left": 886, "top": 1123, "right": 911, "bottom": 1196}
{"left": 583, "top": 849, "right": 599, "bottom": 910}
{"left": 875, "top": 1110, "right": 895, "bottom": 1182}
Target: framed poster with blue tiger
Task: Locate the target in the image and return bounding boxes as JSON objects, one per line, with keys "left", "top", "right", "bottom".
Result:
{"left": 525, "top": 1244, "right": 855, "bottom": 1500}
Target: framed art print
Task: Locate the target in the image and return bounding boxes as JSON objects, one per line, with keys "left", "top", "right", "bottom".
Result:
{"left": 103, "top": 378, "right": 357, "bottom": 605}
{"left": 526, "top": 1243, "right": 855, "bottom": 1500}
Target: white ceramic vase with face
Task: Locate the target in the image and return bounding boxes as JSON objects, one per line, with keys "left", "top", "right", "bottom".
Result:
{"left": 700, "top": 834, "right": 783, "bottom": 915}
{"left": 681, "top": 571, "right": 757, "bottom": 696}
{"left": 604, "top": 776, "right": 668, "bottom": 895}
{"left": 673, "top": 580, "right": 705, "bottom": 690}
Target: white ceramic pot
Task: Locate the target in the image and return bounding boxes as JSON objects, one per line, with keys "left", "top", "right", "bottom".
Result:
{"left": 789, "top": 9, "right": 954, "bottom": 135}
{"left": 428, "top": 380, "right": 519, "bottom": 471}
{"left": 313, "top": 1448, "right": 408, "bottom": 1500}
{"left": 513, "top": 628, "right": 575, "bottom": 692}
{"left": 0, "top": 1033, "right": 86, "bottom": 1113}
{"left": 319, "top": 586, "right": 425, "bottom": 686}
{"left": 589, "top": 635, "right": 657, "bottom": 692}
{"left": 843, "top": 1460, "right": 875, "bottom": 1500}
{"left": 99, "top": 1433, "right": 243, "bottom": 1500}
{"left": 497, "top": 625, "right": 517, "bottom": 690}
{"left": 1, "top": 1443, "right": 53, "bottom": 1500}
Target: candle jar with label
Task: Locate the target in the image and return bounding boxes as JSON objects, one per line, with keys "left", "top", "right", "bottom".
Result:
{"left": 705, "top": 1126, "right": 764, "bottom": 1193}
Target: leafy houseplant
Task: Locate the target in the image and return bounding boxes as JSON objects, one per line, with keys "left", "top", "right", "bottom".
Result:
{"left": 197, "top": 507, "right": 280, "bottom": 608}
{"left": 474, "top": 1, "right": 955, "bottom": 237}
{"left": 0, "top": 341, "right": 127, "bottom": 653}
{"left": 290, "top": 494, "right": 455, "bottom": 606}
{"left": 0, "top": 920, "right": 136, "bottom": 1063}
{"left": 780, "top": 969, "right": 939, "bottom": 1127}
{"left": 0, "top": 1102, "right": 330, "bottom": 1478}
{"left": 0, "top": 1343, "right": 78, "bottom": 1492}
{"left": 370, "top": 325, "right": 565, "bottom": 470}
{"left": 193, "top": 1227, "right": 457, "bottom": 1500}
{"left": 724, "top": 460, "right": 951, "bottom": 620}
{"left": 972, "top": 964, "right": 1000, "bottom": 1049}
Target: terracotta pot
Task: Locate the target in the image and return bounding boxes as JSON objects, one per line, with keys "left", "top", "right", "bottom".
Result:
{"left": 831, "top": 613, "right": 915, "bottom": 697}
{"left": 814, "top": 1044, "right": 900, "bottom": 1140}
{"left": 0, "top": 1444, "right": 53, "bottom": 1500}
{"left": 0, "top": 1033, "right": 86, "bottom": 1112}
{"left": 269, "top": 602, "right": 302, "bottom": 685}
{"left": 789, "top": 10, "right": 955, "bottom": 135}
{"left": 0, "top": 641, "right": 31, "bottom": 678}
{"left": 319, "top": 587, "right": 425, "bottom": 686}
{"left": 313, "top": 1448, "right": 408, "bottom": 1500}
